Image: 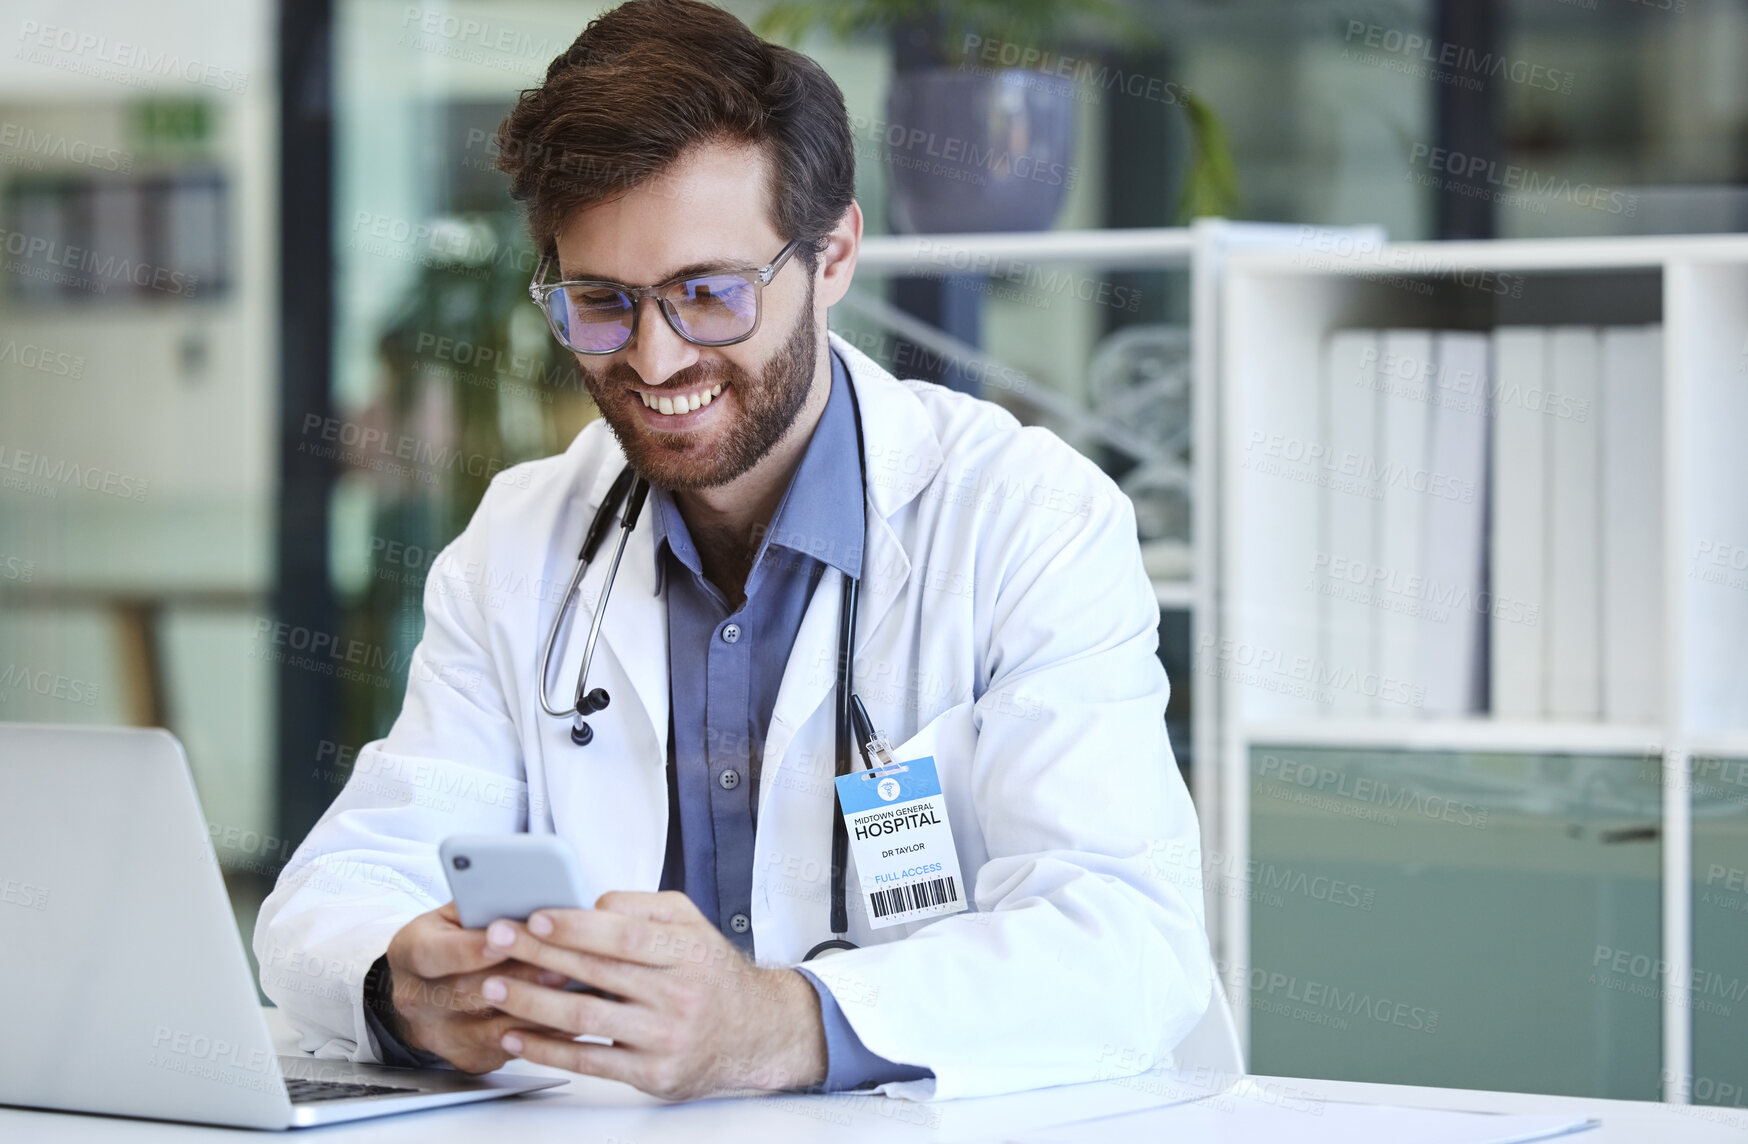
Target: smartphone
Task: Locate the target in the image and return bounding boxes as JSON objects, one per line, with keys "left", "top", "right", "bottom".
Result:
{"left": 439, "top": 833, "right": 595, "bottom": 929}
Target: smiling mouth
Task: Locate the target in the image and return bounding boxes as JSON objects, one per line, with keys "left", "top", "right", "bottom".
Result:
{"left": 637, "top": 381, "right": 725, "bottom": 416}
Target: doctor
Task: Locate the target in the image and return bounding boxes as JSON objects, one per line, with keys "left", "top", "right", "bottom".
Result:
{"left": 255, "top": 0, "right": 1210, "bottom": 1104}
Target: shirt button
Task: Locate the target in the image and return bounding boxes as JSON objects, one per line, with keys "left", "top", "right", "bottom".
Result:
{"left": 729, "top": 912, "right": 750, "bottom": 934}
{"left": 719, "top": 768, "right": 741, "bottom": 790}
{"left": 721, "top": 623, "right": 741, "bottom": 644}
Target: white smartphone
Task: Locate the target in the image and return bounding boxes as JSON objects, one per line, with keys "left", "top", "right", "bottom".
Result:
{"left": 439, "top": 833, "right": 595, "bottom": 929}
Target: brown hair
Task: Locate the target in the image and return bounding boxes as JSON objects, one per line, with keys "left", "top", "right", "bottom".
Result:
{"left": 496, "top": 0, "right": 854, "bottom": 267}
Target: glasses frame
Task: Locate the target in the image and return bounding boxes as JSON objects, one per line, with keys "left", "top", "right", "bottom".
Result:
{"left": 528, "top": 239, "right": 802, "bottom": 355}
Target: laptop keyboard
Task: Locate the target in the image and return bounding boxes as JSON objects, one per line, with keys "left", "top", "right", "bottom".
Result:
{"left": 284, "top": 1077, "right": 421, "bottom": 1103}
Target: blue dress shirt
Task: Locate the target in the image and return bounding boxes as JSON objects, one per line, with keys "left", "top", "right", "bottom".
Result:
{"left": 653, "top": 351, "right": 932, "bottom": 1092}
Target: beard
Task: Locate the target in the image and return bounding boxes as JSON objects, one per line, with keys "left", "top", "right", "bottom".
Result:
{"left": 575, "top": 281, "right": 819, "bottom": 491}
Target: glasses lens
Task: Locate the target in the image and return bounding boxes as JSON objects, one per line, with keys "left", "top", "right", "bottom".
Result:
{"left": 548, "top": 286, "right": 634, "bottom": 353}
{"left": 666, "top": 274, "right": 759, "bottom": 344}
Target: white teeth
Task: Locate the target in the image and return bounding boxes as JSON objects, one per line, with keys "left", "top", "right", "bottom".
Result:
{"left": 642, "top": 382, "right": 725, "bottom": 415}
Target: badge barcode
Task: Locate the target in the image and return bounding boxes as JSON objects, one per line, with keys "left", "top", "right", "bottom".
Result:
{"left": 869, "top": 875, "right": 959, "bottom": 919}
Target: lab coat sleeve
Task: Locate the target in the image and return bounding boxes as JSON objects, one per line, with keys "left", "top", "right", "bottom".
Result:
{"left": 251, "top": 480, "right": 531, "bottom": 1063}
{"left": 804, "top": 448, "right": 1212, "bottom": 1100}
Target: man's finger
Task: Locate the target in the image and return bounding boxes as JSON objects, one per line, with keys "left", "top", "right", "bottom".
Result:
{"left": 394, "top": 958, "right": 531, "bottom": 1020}
{"left": 589, "top": 890, "right": 703, "bottom": 924}
{"left": 442, "top": 960, "right": 567, "bottom": 1016}
{"left": 501, "top": 910, "right": 676, "bottom": 968}
{"left": 500, "top": 1031, "right": 647, "bottom": 1091}
{"left": 481, "top": 919, "right": 680, "bottom": 1004}
{"left": 433, "top": 1012, "right": 556, "bottom": 1076}
{"left": 400, "top": 911, "right": 512, "bottom": 980}
{"left": 480, "top": 974, "right": 658, "bottom": 1047}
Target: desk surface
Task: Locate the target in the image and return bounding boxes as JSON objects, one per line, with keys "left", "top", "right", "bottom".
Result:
{"left": 2, "top": 1007, "right": 1744, "bottom": 1142}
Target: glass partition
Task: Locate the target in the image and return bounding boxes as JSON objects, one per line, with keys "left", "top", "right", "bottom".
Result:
{"left": 1247, "top": 744, "right": 1663, "bottom": 1098}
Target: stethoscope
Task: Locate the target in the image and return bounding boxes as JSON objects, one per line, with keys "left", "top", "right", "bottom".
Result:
{"left": 536, "top": 393, "right": 880, "bottom": 961}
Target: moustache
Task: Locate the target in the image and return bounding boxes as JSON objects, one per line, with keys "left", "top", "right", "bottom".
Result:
{"left": 590, "top": 361, "right": 739, "bottom": 395}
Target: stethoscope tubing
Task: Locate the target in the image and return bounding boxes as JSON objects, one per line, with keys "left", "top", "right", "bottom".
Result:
{"left": 537, "top": 468, "right": 649, "bottom": 720}
{"left": 570, "top": 509, "right": 635, "bottom": 720}
{"left": 829, "top": 571, "right": 860, "bottom": 938}
{"left": 537, "top": 554, "right": 595, "bottom": 718}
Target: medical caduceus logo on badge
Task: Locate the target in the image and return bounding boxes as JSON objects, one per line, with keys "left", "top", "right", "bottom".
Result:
{"left": 876, "top": 777, "right": 901, "bottom": 802}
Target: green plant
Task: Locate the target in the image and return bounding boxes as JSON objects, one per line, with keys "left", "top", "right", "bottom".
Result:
{"left": 1175, "top": 91, "right": 1241, "bottom": 223}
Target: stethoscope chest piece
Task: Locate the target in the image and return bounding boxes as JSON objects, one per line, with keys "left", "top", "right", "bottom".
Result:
{"left": 568, "top": 687, "right": 611, "bottom": 744}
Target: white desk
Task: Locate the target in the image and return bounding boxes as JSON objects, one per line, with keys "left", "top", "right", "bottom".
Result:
{"left": 2, "top": 1007, "right": 1744, "bottom": 1142}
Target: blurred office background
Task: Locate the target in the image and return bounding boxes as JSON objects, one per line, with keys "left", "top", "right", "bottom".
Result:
{"left": 2, "top": 0, "right": 1745, "bottom": 1108}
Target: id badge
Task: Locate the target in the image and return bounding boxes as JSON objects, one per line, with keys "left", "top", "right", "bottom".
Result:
{"left": 835, "top": 756, "right": 967, "bottom": 929}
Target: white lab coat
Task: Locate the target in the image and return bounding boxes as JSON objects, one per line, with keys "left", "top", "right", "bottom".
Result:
{"left": 253, "top": 331, "right": 1211, "bottom": 1101}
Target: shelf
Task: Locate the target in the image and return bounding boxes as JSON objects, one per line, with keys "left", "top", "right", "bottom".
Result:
{"left": 1685, "top": 733, "right": 1748, "bottom": 761}
{"left": 856, "top": 227, "right": 1195, "bottom": 274}
{"left": 1239, "top": 719, "right": 1664, "bottom": 757}
{"left": 1227, "top": 232, "right": 1748, "bottom": 277}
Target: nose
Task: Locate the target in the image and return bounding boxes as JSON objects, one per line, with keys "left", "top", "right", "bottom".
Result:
{"left": 618, "top": 296, "right": 699, "bottom": 389}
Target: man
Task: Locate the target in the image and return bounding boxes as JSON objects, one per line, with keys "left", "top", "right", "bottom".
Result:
{"left": 255, "top": 0, "right": 1210, "bottom": 1102}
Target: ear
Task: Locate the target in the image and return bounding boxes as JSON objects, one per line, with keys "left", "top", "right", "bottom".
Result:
{"left": 813, "top": 200, "right": 863, "bottom": 312}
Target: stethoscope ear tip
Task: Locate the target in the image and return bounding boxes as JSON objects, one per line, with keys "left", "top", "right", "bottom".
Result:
{"left": 569, "top": 721, "right": 594, "bottom": 747}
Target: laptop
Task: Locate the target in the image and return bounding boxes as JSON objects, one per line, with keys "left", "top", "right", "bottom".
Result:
{"left": 0, "top": 722, "right": 567, "bottom": 1129}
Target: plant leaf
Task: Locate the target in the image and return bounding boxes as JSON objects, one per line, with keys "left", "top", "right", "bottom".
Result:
{"left": 1175, "top": 91, "right": 1241, "bottom": 223}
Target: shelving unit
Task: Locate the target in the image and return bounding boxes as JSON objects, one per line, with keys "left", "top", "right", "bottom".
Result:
{"left": 1216, "top": 233, "right": 1748, "bottom": 1103}
{"left": 853, "top": 219, "right": 1381, "bottom": 817}
{"left": 838, "top": 224, "right": 1741, "bottom": 1103}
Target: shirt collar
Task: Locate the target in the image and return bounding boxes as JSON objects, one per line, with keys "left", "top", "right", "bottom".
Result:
{"left": 648, "top": 349, "right": 864, "bottom": 591}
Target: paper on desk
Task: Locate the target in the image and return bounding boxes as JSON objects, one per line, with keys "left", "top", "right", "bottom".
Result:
{"left": 652, "top": 1065, "right": 1230, "bottom": 1144}
{"left": 1009, "top": 1079, "right": 1600, "bottom": 1144}
{"left": 919, "top": 1066, "right": 1234, "bottom": 1143}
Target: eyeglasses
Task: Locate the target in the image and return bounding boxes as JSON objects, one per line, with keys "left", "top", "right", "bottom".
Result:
{"left": 529, "top": 239, "right": 801, "bottom": 355}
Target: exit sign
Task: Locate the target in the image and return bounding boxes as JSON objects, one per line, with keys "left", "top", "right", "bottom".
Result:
{"left": 131, "top": 100, "right": 214, "bottom": 150}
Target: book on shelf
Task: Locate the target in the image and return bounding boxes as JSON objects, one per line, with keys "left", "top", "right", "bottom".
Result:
{"left": 1320, "top": 329, "right": 1381, "bottom": 718}
{"left": 1375, "top": 330, "right": 1434, "bottom": 719}
{"left": 1489, "top": 327, "right": 1549, "bottom": 719}
{"left": 1599, "top": 325, "right": 1664, "bottom": 723}
{"left": 1418, "top": 332, "right": 1490, "bottom": 718}
{"left": 1304, "top": 322, "right": 1662, "bottom": 727}
{"left": 1546, "top": 327, "right": 1604, "bottom": 719}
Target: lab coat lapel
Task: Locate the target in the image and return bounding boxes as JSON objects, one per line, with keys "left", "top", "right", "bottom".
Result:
{"left": 761, "top": 336, "right": 942, "bottom": 797}
{"left": 835, "top": 330, "right": 941, "bottom": 657}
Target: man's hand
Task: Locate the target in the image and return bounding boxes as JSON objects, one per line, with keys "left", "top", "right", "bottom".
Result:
{"left": 381, "top": 901, "right": 571, "bottom": 1073}
{"left": 477, "top": 890, "right": 829, "bottom": 1100}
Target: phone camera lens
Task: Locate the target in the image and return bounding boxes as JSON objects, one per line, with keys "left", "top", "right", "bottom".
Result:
{"left": 452, "top": 855, "right": 471, "bottom": 870}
